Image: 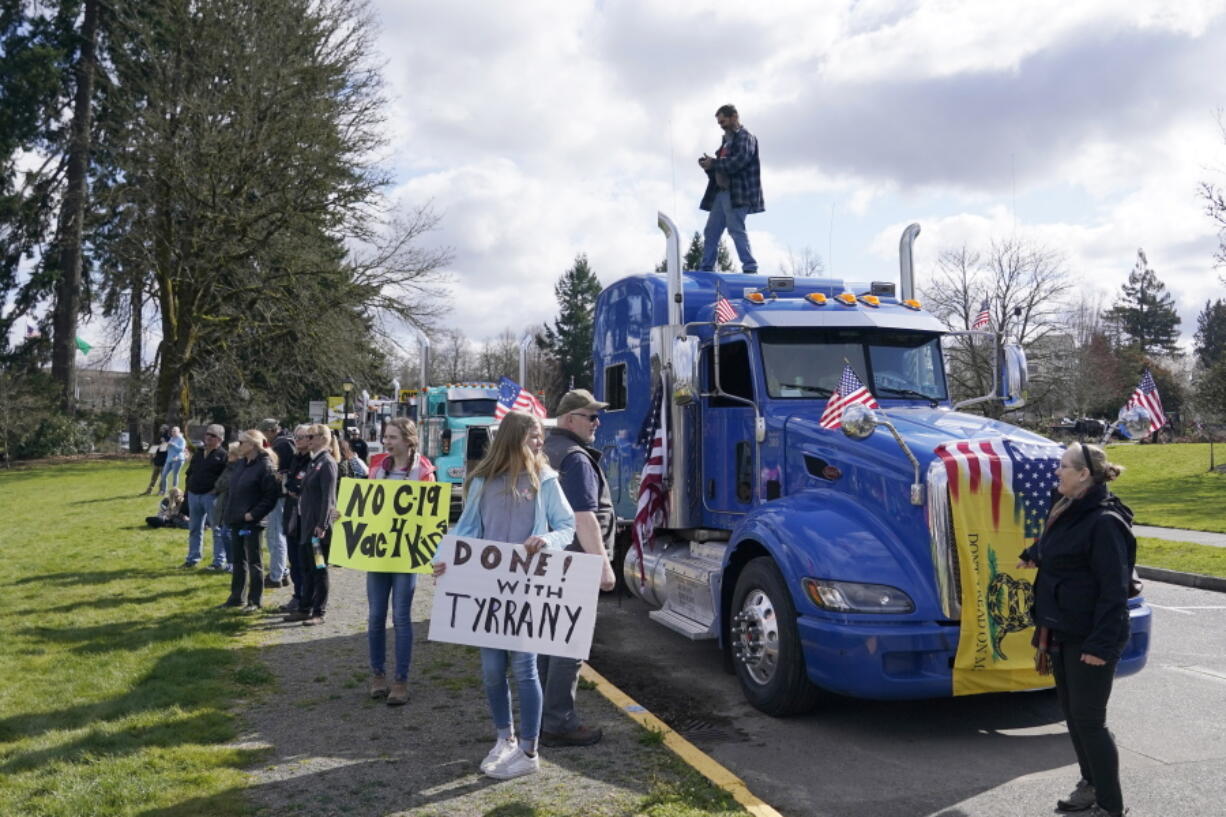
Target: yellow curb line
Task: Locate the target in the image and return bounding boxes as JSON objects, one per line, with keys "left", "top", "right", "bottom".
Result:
{"left": 580, "top": 663, "right": 783, "bottom": 817}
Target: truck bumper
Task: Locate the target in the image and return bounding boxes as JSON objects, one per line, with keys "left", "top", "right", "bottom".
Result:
{"left": 797, "top": 600, "right": 1152, "bottom": 700}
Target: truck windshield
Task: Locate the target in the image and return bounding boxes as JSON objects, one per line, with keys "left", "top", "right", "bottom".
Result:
{"left": 759, "top": 328, "right": 947, "bottom": 402}
{"left": 448, "top": 399, "right": 498, "bottom": 418}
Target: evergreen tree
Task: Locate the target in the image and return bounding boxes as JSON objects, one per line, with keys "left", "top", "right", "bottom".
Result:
{"left": 540, "top": 253, "right": 602, "bottom": 400}
{"left": 655, "top": 231, "right": 734, "bottom": 271}
{"left": 1193, "top": 298, "right": 1226, "bottom": 368}
{"left": 1102, "top": 249, "right": 1181, "bottom": 354}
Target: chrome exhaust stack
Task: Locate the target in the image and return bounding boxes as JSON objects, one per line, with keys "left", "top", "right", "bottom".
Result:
{"left": 899, "top": 223, "right": 921, "bottom": 302}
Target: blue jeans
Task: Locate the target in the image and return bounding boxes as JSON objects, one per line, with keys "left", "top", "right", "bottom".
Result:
{"left": 702, "top": 190, "right": 757, "bottom": 271}
{"left": 159, "top": 458, "right": 184, "bottom": 493}
{"left": 366, "top": 571, "right": 417, "bottom": 682}
{"left": 185, "top": 492, "right": 221, "bottom": 567}
{"left": 264, "top": 498, "right": 287, "bottom": 581}
{"left": 480, "top": 648, "right": 542, "bottom": 740}
{"left": 215, "top": 525, "right": 233, "bottom": 570}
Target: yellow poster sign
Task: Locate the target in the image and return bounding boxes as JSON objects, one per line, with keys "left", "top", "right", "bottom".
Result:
{"left": 326, "top": 396, "right": 345, "bottom": 430}
{"left": 330, "top": 478, "right": 452, "bottom": 573}
{"left": 938, "top": 438, "right": 1059, "bottom": 696}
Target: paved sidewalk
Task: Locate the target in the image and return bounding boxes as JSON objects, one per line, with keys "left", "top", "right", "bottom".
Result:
{"left": 231, "top": 566, "right": 745, "bottom": 817}
{"left": 1134, "top": 525, "right": 1226, "bottom": 548}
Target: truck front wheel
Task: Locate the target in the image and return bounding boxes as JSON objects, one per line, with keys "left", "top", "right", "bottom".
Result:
{"left": 730, "top": 557, "right": 821, "bottom": 716}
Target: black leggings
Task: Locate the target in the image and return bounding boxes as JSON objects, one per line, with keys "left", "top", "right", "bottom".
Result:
{"left": 299, "top": 532, "right": 330, "bottom": 617}
{"left": 1052, "top": 637, "right": 1122, "bottom": 814}
{"left": 227, "top": 525, "right": 263, "bottom": 607}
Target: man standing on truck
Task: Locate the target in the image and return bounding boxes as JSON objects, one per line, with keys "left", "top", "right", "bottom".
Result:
{"left": 698, "top": 103, "right": 763, "bottom": 273}
{"left": 540, "top": 389, "right": 618, "bottom": 748}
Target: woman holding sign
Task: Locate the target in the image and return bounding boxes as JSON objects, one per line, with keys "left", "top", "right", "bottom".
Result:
{"left": 433, "top": 411, "right": 575, "bottom": 780}
{"left": 360, "top": 418, "right": 436, "bottom": 706}
{"left": 1020, "top": 443, "right": 1134, "bottom": 817}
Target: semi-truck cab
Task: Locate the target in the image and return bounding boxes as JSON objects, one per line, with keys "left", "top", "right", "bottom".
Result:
{"left": 418, "top": 383, "right": 501, "bottom": 513}
{"left": 592, "top": 214, "right": 1151, "bottom": 715}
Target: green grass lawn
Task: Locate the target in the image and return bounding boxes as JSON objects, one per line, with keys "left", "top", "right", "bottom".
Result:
{"left": 1137, "top": 537, "right": 1226, "bottom": 579}
{"left": 1104, "top": 443, "right": 1226, "bottom": 533}
{"left": 0, "top": 459, "right": 269, "bottom": 817}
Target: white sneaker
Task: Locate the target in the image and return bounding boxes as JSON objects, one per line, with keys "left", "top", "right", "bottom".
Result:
{"left": 485, "top": 746, "right": 540, "bottom": 780}
{"left": 479, "top": 737, "right": 517, "bottom": 774}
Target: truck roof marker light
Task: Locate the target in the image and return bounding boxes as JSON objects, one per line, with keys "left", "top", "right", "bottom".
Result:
{"left": 859, "top": 295, "right": 881, "bottom": 307}
{"left": 902, "top": 298, "right": 923, "bottom": 310}
{"left": 806, "top": 293, "right": 827, "bottom": 306}
{"left": 836, "top": 292, "right": 857, "bottom": 306}
{"left": 745, "top": 291, "right": 766, "bottom": 304}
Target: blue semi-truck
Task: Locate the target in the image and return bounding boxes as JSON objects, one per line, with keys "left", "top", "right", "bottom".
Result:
{"left": 591, "top": 214, "right": 1151, "bottom": 715}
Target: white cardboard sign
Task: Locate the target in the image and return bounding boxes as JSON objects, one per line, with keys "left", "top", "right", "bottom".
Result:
{"left": 427, "top": 535, "right": 603, "bottom": 660}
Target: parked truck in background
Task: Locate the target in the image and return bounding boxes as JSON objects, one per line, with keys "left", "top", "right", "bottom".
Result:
{"left": 417, "top": 383, "right": 501, "bottom": 515}
{"left": 591, "top": 213, "right": 1152, "bottom": 715}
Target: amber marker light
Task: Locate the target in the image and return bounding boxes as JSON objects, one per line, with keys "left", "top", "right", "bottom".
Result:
{"left": 859, "top": 295, "right": 881, "bottom": 307}
{"left": 745, "top": 291, "right": 766, "bottom": 304}
{"left": 806, "top": 292, "right": 828, "bottom": 305}
{"left": 902, "top": 298, "right": 923, "bottom": 310}
{"left": 836, "top": 292, "right": 857, "bottom": 306}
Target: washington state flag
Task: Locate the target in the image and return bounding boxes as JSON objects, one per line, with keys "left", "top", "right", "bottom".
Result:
{"left": 934, "top": 437, "right": 1062, "bottom": 696}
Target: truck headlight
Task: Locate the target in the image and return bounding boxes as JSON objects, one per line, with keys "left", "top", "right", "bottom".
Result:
{"left": 446, "top": 466, "right": 465, "bottom": 479}
{"left": 803, "top": 578, "right": 915, "bottom": 614}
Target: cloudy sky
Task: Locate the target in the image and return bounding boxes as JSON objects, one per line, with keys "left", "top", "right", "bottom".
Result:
{"left": 371, "top": 0, "right": 1226, "bottom": 351}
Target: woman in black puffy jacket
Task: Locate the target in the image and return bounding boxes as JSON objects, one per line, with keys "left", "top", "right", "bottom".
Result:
{"left": 1019, "top": 443, "right": 1134, "bottom": 817}
{"left": 220, "top": 430, "right": 280, "bottom": 611}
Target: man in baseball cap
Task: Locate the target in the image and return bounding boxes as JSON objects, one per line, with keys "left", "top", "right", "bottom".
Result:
{"left": 539, "top": 388, "right": 616, "bottom": 747}
{"left": 184, "top": 423, "right": 229, "bottom": 570}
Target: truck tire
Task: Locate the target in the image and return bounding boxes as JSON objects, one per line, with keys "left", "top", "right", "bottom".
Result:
{"left": 730, "top": 556, "right": 821, "bottom": 716}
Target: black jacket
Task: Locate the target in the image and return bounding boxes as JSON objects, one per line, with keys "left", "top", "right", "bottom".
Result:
{"left": 296, "top": 451, "right": 337, "bottom": 545}
{"left": 1020, "top": 483, "right": 1135, "bottom": 661}
{"left": 271, "top": 433, "right": 296, "bottom": 477}
{"left": 185, "top": 446, "right": 228, "bottom": 494}
{"left": 223, "top": 451, "right": 280, "bottom": 527}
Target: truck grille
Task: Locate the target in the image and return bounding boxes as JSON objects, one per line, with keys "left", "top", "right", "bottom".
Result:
{"left": 926, "top": 461, "right": 961, "bottom": 620}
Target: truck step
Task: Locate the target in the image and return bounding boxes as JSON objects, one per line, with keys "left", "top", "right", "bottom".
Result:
{"left": 649, "top": 607, "right": 717, "bottom": 640}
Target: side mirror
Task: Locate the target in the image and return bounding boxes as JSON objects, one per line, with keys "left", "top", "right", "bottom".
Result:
{"left": 999, "top": 344, "right": 1028, "bottom": 409}
{"left": 1118, "top": 405, "right": 1152, "bottom": 438}
{"left": 840, "top": 404, "right": 878, "bottom": 440}
{"left": 672, "top": 336, "right": 699, "bottom": 404}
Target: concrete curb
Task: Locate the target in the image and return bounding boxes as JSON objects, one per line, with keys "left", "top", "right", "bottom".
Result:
{"left": 1137, "top": 565, "right": 1226, "bottom": 594}
{"left": 579, "top": 663, "right": 782, "bottom": 817}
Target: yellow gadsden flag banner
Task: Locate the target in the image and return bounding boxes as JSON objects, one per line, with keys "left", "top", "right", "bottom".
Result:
{"left": 936, "top": 437, "right": 1062, "bottom": 696}
{"left": 330, "top": 478, "right": 451, "bottom": 573}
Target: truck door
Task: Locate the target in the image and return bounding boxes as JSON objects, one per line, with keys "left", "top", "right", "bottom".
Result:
{"left": 701, "top": 338, "right": 756, "bottom": 515}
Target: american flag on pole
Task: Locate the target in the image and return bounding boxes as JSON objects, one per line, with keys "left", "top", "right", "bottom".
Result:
{"left": 495, "top": 376, "right": 546, "bottom": 420}
{"left": 1124, "top": 369, "right": 1166, "bottom": 434}
{"left": 972, "top": 299, "right": 991, "bottom": 330}
{"left": 818, "top": 364, "right": 879, "bottom": 430}
{"left": 630, "top": 385, "right": 668, "bottom": 584}
{"left": 714, "top": 296, "right": 737, "bottom": 324}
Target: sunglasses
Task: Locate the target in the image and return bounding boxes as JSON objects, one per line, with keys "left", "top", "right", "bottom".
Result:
{"left": 571, "top": 412, "right": 600, "bottom": 422}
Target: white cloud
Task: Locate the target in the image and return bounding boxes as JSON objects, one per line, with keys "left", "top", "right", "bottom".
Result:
{"left": 367, "top": 0, "right": 1226, "bottom": 350}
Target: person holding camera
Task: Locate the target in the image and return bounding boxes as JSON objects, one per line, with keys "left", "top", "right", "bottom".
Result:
{"left": 697, "top": 103, "right": 763, "bottom": 273}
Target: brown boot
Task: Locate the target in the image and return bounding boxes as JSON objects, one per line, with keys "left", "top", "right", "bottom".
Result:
{"left": 369, "top": 674, "right": 389, "bottom": 700}
{"left": 387, "top": 681, "right": 409, "bottom": 706}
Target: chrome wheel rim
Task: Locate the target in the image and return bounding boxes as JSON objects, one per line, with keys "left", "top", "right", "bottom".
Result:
{"left": 733, "top": 588, "right": 780, "bottom": 686}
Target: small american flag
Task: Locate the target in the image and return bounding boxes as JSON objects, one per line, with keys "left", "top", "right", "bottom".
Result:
{"left": 631, "top": 385, "right": 668, "bottom": 583}
{"left": 972, "top": 299, "right": 991, "bottom": 330}
{"left": 495, "top": 376, "right": 545, "bottom": 420}
{"left": 714, "top": 296, "right": 737, "bottom": 324}
{"left": 934, "top": 438, "right": 1060, "bottom": 537}
{"left": 1124, "top": 369, "right": 1166, "bottom": 433}
{"left": 819, "top": 364, "right": 879, "bottom": 430}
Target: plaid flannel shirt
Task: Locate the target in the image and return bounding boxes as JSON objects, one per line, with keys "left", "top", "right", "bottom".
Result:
{"left": 699, "top": 126, "right": 764, "bottom": 214}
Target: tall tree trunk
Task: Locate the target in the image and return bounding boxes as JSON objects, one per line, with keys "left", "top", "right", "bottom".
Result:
{"left": 126, "top": 274, "right": 143, "bottom": 452}
{"left": 50, "top": 0, "right": 100, "bottom": 412}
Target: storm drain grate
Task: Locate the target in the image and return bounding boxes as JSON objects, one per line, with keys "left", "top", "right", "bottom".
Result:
{"left": 671, "top": 716, "right": 747, "bottom": 745}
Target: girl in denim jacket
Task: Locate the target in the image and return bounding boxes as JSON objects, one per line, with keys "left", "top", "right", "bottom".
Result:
{"left": 433, "top": 410, "right": 574, "bottom": 780}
